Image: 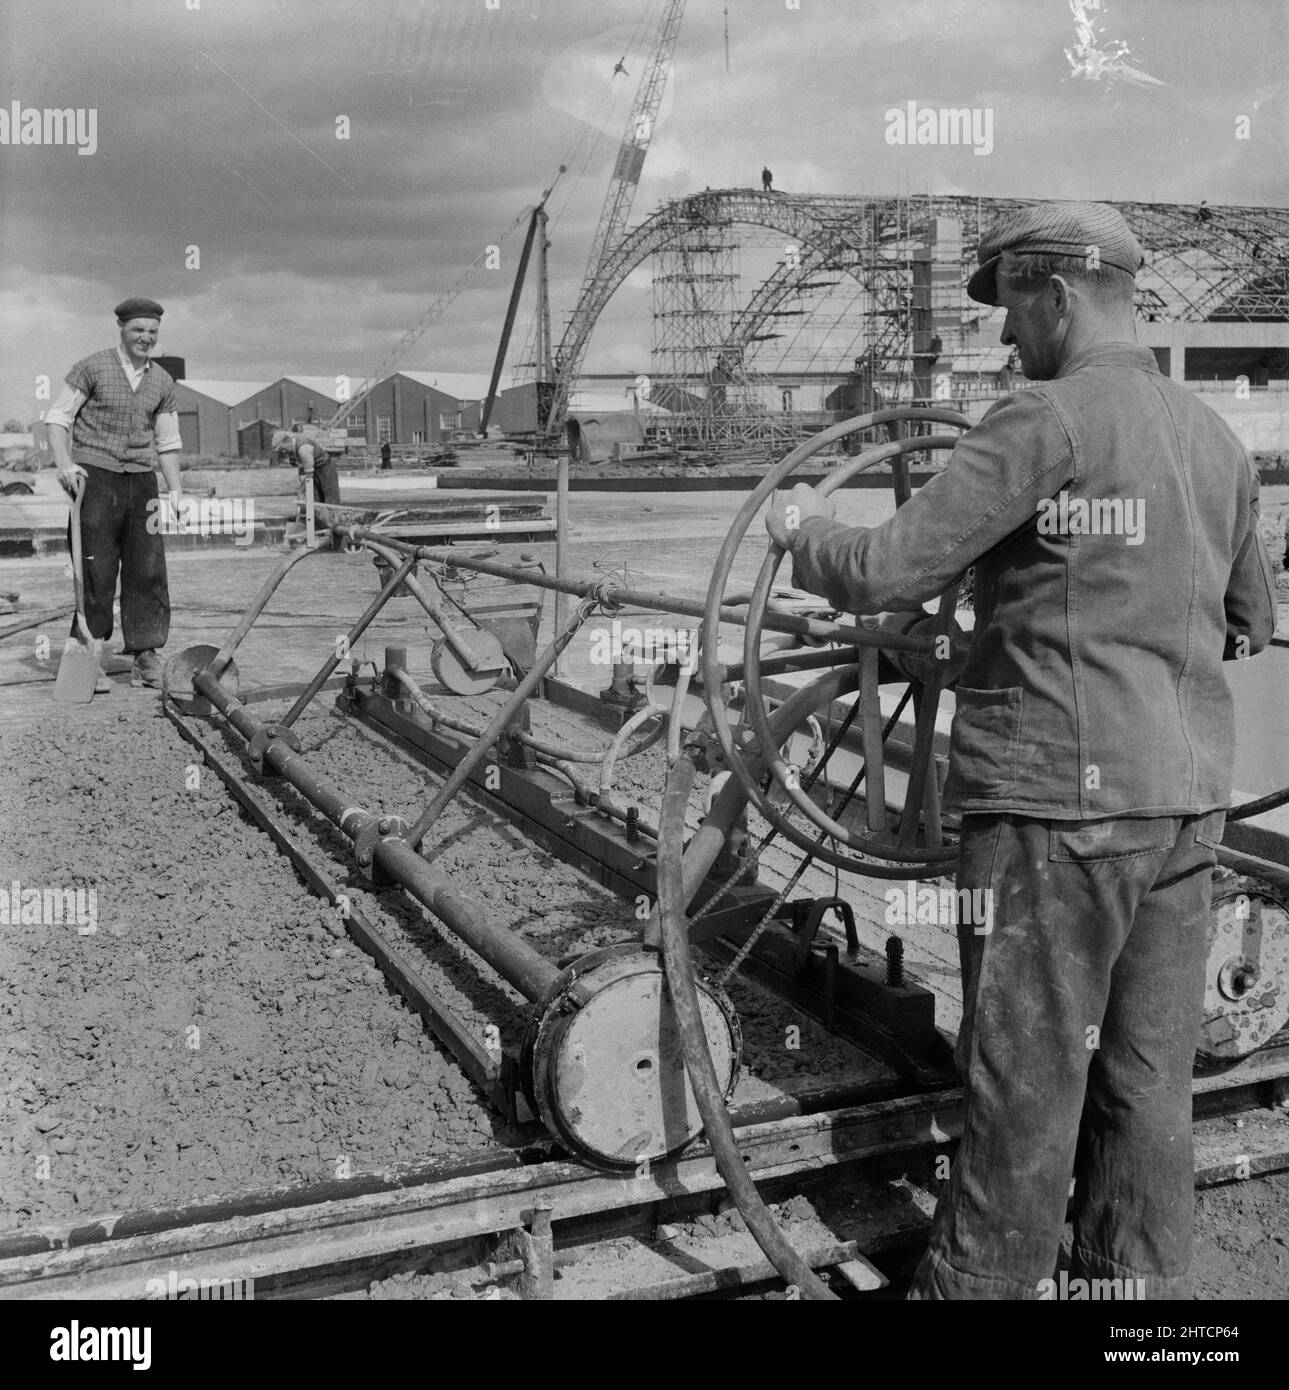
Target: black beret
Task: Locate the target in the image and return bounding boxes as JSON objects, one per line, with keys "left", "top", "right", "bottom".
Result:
{"left": 114, "top": 296, "right": 164, "bottom": 321}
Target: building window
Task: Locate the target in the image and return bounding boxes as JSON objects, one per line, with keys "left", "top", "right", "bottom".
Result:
{"left": 411, "top": 430, "right": 425, "bottom": 445}
{"left": 344, "top": 412, "right": 365, "bottom": 429}
{"left": 439, "top": 411, "right": 460, "bottom": 432}
{"left": 376, "top": 416, "right": 392, "bottom": 443}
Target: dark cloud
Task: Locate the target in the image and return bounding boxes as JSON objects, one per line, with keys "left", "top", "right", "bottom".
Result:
{"left": 2, "top": 0, "right": 1285, "bottom": 419}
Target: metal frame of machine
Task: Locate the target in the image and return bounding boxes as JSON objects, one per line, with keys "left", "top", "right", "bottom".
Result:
{"left": 1, "top": 411, "right": 1284, "bottom": 1300}
{"left": 112, "top": 406, "right": 1286, "bottom": 1299}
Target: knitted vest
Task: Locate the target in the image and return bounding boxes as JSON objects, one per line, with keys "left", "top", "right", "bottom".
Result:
{"left": 65, "top": 350, "right": 176, "bottom": 472}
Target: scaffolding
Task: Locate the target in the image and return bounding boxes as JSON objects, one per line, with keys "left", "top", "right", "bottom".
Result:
{"left": 642, "top": 193, "right": 957, "bottom": 458}
{"left": 649, "top": 221, "right": 802, "bottom": 455}
{"left": 550, "top": 191, "right": 1288, "bottom": 461}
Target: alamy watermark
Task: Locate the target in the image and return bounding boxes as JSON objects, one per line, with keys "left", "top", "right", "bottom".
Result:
{"left": 0, "top": 880, "right": 97, "bottom": 934}
{"left": 884, "top": 101, "right": 994, "bottom": 156}
{"left": 1037, "top": 1271, "right": 1146, "bottom": 1300}
{"left": 146, "top": 495, "right": 256, "bottom": 545}
{"left": 885, "top": 881, "right": 993, "bottom": 934}
{"left": 1036, "top": 491, "right": 1145, "bottom": 545}
{"left": 587, "top": 618, "right": 698, "bottom": 673}
{"left": 49, "top": 1323, "right": 150, "bottom": 1370}
{"left": 144, "top": 1270, "right": 255, "bottom": 1300}
{"left": 0, "top": 101, "right": 97, "bottom": 155}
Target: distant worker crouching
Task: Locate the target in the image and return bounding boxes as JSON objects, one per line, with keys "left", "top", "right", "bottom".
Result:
{"left": 273, "top": 423, "right": 341, "bottom": 505}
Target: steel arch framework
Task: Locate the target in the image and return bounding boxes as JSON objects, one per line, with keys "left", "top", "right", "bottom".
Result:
{"left": 551, "top": 190, "right": 1289, "bottom": 420}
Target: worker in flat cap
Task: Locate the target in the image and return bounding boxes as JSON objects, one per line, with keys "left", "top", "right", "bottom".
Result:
{"left": 767, "top": 201, "right": 1275, "bottom": 1299}
{"left": 46, "top": 297, "right": 183, "bottom": 689}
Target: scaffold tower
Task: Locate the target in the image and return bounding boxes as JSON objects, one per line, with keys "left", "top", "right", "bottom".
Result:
{"left": 648, "top": 221, "right": 800, "bottom": 453}
{"left": 549, "top": 191, "right": 1287, "bottom": 458}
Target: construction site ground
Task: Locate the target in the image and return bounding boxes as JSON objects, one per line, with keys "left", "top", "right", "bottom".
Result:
{"left": 1, "top": 484, "right": 1287, "bottom": 1299}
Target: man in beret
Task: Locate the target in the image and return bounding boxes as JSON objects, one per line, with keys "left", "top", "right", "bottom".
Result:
{"left": 46, "top": 297, "right": 183, "bottom": 689}
{"left": 767, "top": 201, "right": 1275, "bottom": 1299}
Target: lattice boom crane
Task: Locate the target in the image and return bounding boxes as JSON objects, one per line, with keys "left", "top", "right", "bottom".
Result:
{"left": 545, "top": 0, "right": 687, "bottom": 440}
{"left": 324, "top": 170, "right": 566, "bottom": 436}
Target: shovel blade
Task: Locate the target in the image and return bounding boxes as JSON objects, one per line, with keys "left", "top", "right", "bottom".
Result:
{"left": 52, "top": 636, "right": 102, "bottom": 704}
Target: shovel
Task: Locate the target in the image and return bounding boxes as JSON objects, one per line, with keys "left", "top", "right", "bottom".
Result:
{"left": 52, "top": 477, "right": 103, "bottom": 703}
{"left": 283, "top": 467, "right": 316, "bottom": 548}
{"left": 304, "top": 467, "right": 316, "bottom": 547}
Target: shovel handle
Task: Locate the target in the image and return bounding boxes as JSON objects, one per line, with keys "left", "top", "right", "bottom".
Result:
{"left": 304, "top": 473, "right": 316, "bottom": 547}
{"left": 68, "top": 475, "right": 91, "bottom": 641}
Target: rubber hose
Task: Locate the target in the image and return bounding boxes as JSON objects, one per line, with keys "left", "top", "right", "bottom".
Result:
{"left": 1228, "top": 785, "right": 1289, "bottom": 821}
{"left": 657, "top": 754, "right": 839, "bottom": 1301}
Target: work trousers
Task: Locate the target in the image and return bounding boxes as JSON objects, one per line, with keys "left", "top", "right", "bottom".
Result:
{"left": 909, "top": 809, "right": 1222, "bottom": 1300}
{"left": 68, "top": 465, "right": 170, "bottom": 653}
{"left": 303, "top": 457, "right": 341, "bottom": 505}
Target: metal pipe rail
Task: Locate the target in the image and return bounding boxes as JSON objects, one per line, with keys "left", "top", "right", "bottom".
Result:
{"left": 388, "top": 665, "right": 666, "bottom": 768}
{"left": 330, "top": 527, "right": 966, "bottom": 665}
{"left": 541, "top": 758, "right": 662, "bottom": 842}
{"left": 386, "top": 667, "right": 666, "bottom": 830}
{"left": 280, "top": 553, "right": 419, "bottom": 728}
{"left": 190, "top": 664, "right": 561, "bottom": 1003}
{"left": 401, "top": 597, "right": 601, "bottom": 850}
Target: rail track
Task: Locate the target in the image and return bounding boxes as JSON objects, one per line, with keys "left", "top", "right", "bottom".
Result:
{"left": 2, "top": 1081, "right": 1284, "bottom": 1300}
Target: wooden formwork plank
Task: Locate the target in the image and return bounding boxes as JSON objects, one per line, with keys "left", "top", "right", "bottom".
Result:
{"left": 0, "top": 1091, "right": 964, "bottom": 1298}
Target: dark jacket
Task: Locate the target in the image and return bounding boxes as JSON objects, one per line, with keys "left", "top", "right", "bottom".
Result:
{"left": 788, "top": 343, "right": 1276, "bottom": 818}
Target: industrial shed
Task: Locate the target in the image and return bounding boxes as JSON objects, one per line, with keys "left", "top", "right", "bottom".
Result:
{"left": 172, "top": 380, "right": 271, "bottom": 456}
{"left": 233, "top": 376, "right": 357, "bottom": 443}
{"left": 356, "top": 371, "right": 492, "bottom": 447}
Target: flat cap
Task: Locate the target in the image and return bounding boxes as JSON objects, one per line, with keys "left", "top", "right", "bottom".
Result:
{"left": 967, "top": 201, "right": 1144, "bottom": 306}
{"left": 114, "top": 296, "right": 164, "bottom": 321}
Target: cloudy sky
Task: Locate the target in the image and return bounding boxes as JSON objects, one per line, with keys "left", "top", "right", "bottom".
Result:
{"left": 1, "top": 0, "right": 1285, "bottom": 422}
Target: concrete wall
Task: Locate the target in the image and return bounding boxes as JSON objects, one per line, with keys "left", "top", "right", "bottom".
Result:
{"left": 1137, "top": 322, "right": 1289, "bottom": 383}
{"left": 929, "top": 383, "right": 1285, "bottom": 455}
{"left": 1190, "top": 387, "right": 1288, "bottom": 453}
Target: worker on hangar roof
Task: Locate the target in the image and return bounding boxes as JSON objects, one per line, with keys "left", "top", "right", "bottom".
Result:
{"left": 767, "top": 200, "right": 1275, "bottom": 1300}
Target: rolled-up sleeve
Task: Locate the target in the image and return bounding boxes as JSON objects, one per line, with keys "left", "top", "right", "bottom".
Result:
{"left": 45, "top": 384, "right": 86, "bottom": 431}
{"left": 786, "top": 390, "right": 1075, "bottom": 614}
{"left": 155, "top": 411, "right": 182, "bottom": 453}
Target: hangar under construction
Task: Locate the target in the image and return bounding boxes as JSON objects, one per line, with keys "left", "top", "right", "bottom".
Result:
{"left": 514, "top": 189, "right": 1289, "bottom": 460}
